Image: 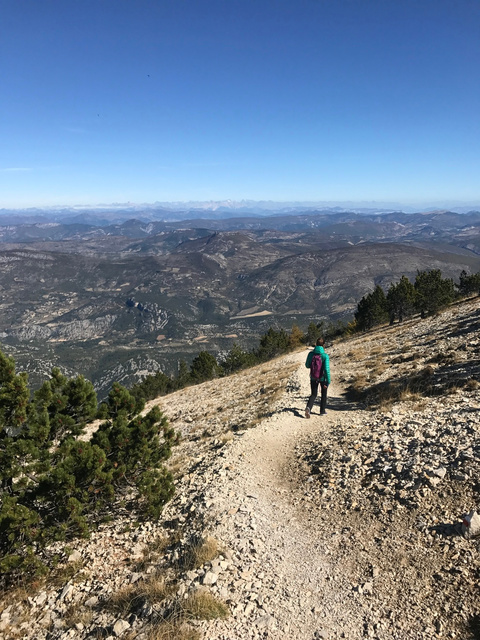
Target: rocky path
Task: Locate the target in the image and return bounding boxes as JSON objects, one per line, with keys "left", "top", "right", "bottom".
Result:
{"left": 193, "top": 352, "right": 369, "bottom": 639}
{"left": 182, "top": 302, "right": 480, "bottom": 640}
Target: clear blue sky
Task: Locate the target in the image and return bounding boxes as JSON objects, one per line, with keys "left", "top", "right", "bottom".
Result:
{"left": 1, "top": 0, "right": 479, "bottom": 208}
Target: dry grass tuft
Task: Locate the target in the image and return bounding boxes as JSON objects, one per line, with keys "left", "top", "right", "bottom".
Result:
{"left": 49, "top": 559, "right": 85, "bottom": 587}
{"left": 411, "top": 398, "right": 428, "bottom": 411}
{"left": 398, "top": 390, "right": 424, "bottom": 403}
{"left": 370, "top": 359, "right": 387, "bottom": 377}
{"left": 219, "top": 430, "right": 234, "bottom": 445}
{"left": 181, "top": 537, "right": 219, "bottom": 571}
{"left": 168, "top": 454, "right": 190, "bottom": 478}
{"left": 346, "top": 374, "right": 368, "bottom": 400}
{"left": 0, "top": 586, "right": 30, "bottom": 609}
{"left": 0, "top": 600, "right": 29, "bottom": 639}
{"left": 347, "top": 362, "right": 443, "bottom": 410}
{"left": 148, "top": 534, "right": 171, "bottom": 555}
{"left": 142, "top": 575, "right": 175, "bottom": 603}
{"left": 107, "top": 584, "right": 137, "bottom": 616}
{"left": 428, "top": 351, "right": 456, "bottom": 365}
{"left": 376, "top": 397, "right": 393, "bottom": 413}
{"left": 181, "top": 591, "right": 229, "bottom": 620}
{"left": 369, "top": 346, "right": 383, "bottom": 356}
{"left": 108, "top": 575, "right": 174, "bottom": 616}
{"left": 446, "top": 384, "right": 460, "bottom": 395}
{"left": 135, "top": 534, "right": 171, "bottom": 571}
{"left": 347, "top": 349, "right": 363, "bottom": 361}
{"left": 64, "top": 605, "right": 94, "bottom": 628}
{"left": 0, "top": 627, "right": 22, "bottom": 639}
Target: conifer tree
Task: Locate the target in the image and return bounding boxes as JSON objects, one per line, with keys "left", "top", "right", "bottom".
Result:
{"left": 221, "top": 343, "right": 257, "bottom": 375}
{"left": 130, "top": 371, "right": 174, "bottom": 402}
{"left": 414, "top": 269, "right": 455, "bottom": 316}
{"left": 305, "top": 321, "right": 322, "bottom": 345}
{"left": 0, "top": 350, "right": 40, "bottom": 493}
{"left": 92, "top": 404, "right": 177, "bottom": 518}
{"left": 102, "top": 381, "right": 144, "bottom": 419}
{"left": 34, "top": 368, "right": 98, "bottom": 441}
{"left": 458, "top": 270, "right": 480, "bottom": 297}
{"left": 256, "top": 327, "right": 291, "bottom": 360}
{"left": 387, "top": 275, "right": 416, "bottom": 323}
{"left": 0, "top": 350, "right": 177, "bottom": 584}
{"left": 289, "top": 324, "right": 304, "bottom": 348}
{"left": 0, "top": 352, "right": 48, "bottom": 576}
{"left": 354, "top": 285, "right": 389, "bottom": 331}
{"left": 190, "top": 351, "right": 223, "bottom": 382}
{"left": 175, "top": 359, "right": 191, "bottom": 389}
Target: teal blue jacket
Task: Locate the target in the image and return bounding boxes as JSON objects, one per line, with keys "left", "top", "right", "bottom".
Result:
{"left": 305, "top": 346, "right": 331, "bottom": 385}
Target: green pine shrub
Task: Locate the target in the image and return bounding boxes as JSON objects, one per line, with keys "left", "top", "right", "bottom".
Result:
{"left": 354, "top": 285, "right": 389, "bottom": 331}
{"left": 0, "top": 348, "right": 177, "bottom": 586}
{"left": 387, "top": 275, "right": 416, "bottom": 324}
{"left": 414, "top": 269, "right": 455, "bottom": 317}
{"left": 458, "top": 269, "right": 480, "bottom": 297}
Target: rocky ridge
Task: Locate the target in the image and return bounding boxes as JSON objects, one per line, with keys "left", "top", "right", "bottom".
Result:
{"left": 1, "top": 299, "right": 480, "bottom": 640}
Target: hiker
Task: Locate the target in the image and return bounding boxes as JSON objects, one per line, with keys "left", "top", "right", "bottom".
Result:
{"left": 305, "top": 337, "right": 330, "bottom": 418}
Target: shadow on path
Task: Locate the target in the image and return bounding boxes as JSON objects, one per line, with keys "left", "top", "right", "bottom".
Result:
{"left": 281, "top": 407, "right": 306, "bottom": 419}
{"left": 280, "top": 392, "right": 360, "bottom": 418}
{"left": 327, "top": 394, "right": 361, "bottom": 412}
{"left": 429, "top": 521, "right": 463, "bottom": 537}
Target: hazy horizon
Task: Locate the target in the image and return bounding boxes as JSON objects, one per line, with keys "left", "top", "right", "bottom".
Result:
{"left": 1, "top": 198, "right": 480, "bottom": 217}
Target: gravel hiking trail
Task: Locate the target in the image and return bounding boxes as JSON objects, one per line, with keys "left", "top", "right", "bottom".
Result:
{"left": 204, "top": 349, "right": 369, "bottom": 640}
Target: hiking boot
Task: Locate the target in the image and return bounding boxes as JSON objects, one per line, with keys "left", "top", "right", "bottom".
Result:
{"left": 305, "top": 407, "right": 311, "bottom": 419}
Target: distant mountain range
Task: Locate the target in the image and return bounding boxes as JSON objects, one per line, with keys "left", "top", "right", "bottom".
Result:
{"left": 1, "top": 200, "right": 480, "bottom": 226}
{"left": 1, "top": 209, "right": 480, "bottom": 247}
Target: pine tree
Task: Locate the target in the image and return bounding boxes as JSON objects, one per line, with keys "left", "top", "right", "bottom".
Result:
{"left": 289, "top": 324, "right": 304, "bottom": 349}
{"left": 34, "top": 368, "right": 98, "bottom": 442}
{"left": 0, "top": 349, "right": 177, "bottom": 585}
{"left": 387, "top": 276, "right": 416, "bottom": 323}
{"left": 305, "top": 322, "right": 322, "bottom": 345}
{"left": 190, "top": 351, "right": 223, "bottom": 382}
{"left": 0, "top": 351, "right": 47, "bottom": 577}
{"left": 414, "top": 269, "right": 455, "bottom": 317}
{"left": 92, "top": 404, "right": 177, "bottom": 518}
{"left": 174, "top": 359, "right": 191, "bottom": 389}
{"left": 458, "top": 270, "right": 480, "bottom": 297}
{"left": 221, "top": 343, "right": 257, "bottom": 375}
{"left": 0, "top": 350, "right": 41, "bottom": 494}
{"left": 256, "top": 327, "right": 291, "bottom": 360}
{"left": 130, "top": 371, "right": 174, "bottom": 402}
{"left": 354, "top": 285, "right": 389, "bottom": 331}
{"left": 102, "top": 381, "right": 145, "bottom": 419}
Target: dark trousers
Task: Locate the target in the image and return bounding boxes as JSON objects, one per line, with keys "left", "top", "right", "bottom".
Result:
{"left": 307, "top": 380, "right": 328, "bottom": 414}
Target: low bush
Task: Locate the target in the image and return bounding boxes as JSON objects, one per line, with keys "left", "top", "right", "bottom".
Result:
{"left": 0, "top": 348, "right": 178, "bottom": 587}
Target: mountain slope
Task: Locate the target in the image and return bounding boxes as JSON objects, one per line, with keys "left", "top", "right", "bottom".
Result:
{"left": 5, "top": 298, "right": 480, "bottom": 640}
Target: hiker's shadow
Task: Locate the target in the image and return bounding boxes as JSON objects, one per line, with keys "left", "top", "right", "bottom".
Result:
{"left": 282, "top": 407, "right": 306, "bottom": 418}
{"left": 429, "top": 521, "right": 463, "bottom": 537}
{"left": 327, "top": 395, "right": 358, "bottom": 412}
{"left": 281, "top": 394, "right": 358, "bottom": 417}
